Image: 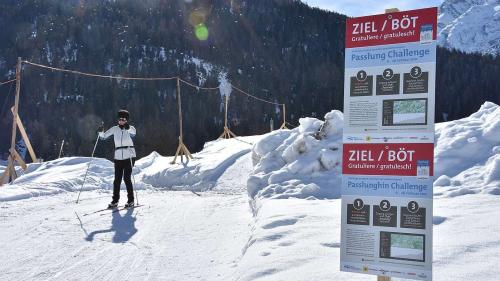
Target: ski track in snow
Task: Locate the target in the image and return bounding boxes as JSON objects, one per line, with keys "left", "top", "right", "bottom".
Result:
{"left": 0, "top": 152, "right": 254, "bottom": 281}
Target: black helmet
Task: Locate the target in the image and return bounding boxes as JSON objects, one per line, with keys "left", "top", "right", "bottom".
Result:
{"left": 117, "top": 109, "right": 130, "bottom": 120}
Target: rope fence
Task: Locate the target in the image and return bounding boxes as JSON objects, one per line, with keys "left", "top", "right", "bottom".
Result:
{"left": 0, "top": 79, "right": 16, "bottom": 86}
{"left": 5, "top": 59, "right": 289, "bottom": 166}
{"left": 230, "top": 84, "right": 283, "bottom": 106}
{"left": 23, "top": 60, "right": 284, "bottom": 106}
{"left": 23, "top": 61, "right": 178, "bottom": 81}
{"left": 178, "top": 78, "right": 220, "bottom": 91}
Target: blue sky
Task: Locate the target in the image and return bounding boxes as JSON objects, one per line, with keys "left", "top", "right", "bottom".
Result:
{"left": 301, "top": 0, "right": 443, "bottom": 17}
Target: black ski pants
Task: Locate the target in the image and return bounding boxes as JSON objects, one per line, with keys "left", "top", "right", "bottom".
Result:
{"left": 113, "top": 158, "right": 136, "bottom": 203}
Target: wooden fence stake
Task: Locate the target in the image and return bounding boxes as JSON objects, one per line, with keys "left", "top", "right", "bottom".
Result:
{"left": 171, "top": 78, "right": 193, "bottom": 164}
{"left": 58, "top": 140, "right": 65, "bottom": 158}
{"left": 279, "top": 104, "right": 288, "bottom": 129}
{"left": 219, "top": 94, "right": 237, "bottom": 139}
{"left": 10, "top": 107, "right": 37, "bottom": 163}
{"left": 1, "top": 58, "right": 24, "bottom": 186}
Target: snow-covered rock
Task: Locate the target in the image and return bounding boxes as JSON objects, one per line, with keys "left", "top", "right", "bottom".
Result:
{"left": 248, "top": 110, "right": 344, "bottom": 201}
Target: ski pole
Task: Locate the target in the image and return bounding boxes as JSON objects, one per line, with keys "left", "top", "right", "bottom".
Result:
{"left": 76, "top": 130, "right": 101, "bottom": 203}
{"left": 129, "top": 147, "right": 139, "bottom": 205}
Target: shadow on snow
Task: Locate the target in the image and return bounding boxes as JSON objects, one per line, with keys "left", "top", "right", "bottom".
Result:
{"left": 84, "top": 209, "right": 138, "bottom": 243}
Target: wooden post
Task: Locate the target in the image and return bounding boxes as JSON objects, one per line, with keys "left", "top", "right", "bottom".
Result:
{"left": 11, "top": 58, "right": 21, "bottom": 158}
{"left": 178, "top": 78, "right": 183, "bottom": 140}
{"left": 219, "top": 94, "right": 237, "bottom": 139}
{"left": 279, "top": 104, "right": 288, "bottom": 129}
{"left": 10, "top": 107, "right": 37, "bottom": 163}
{"left": 0, "top": 58, "right": 22, "bottom": 185}
{"left": 10, "top": 148, "right": 27, "bottom": 170}
{"left": 385, "top": 8, "right": 400, "bottom": 13}
{"left": 375, "top": 9, "right": 399, "bottom": 281}
{"left": 58, "top": 140, "right": 65, "bottom": 158}
{"left": 171, "top": 78, "right": 193, "bottom": 164}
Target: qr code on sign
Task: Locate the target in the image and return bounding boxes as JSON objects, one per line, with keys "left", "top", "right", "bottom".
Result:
{"left": 420, "top": 24, "right": 433, "bottom": 43}
{"left": 417, "top": 160, "right": 430, "bottom": 177}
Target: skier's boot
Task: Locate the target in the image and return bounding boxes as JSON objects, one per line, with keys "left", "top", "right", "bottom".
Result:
{"left": 108, "top": 201, "right": 118, "bottom": 209}
{"left": 124, "top": 201, "right": 135, "bottom": 208}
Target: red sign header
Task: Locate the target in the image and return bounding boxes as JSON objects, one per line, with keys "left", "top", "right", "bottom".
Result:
{"left": 346, "top": 7, "right": 437, "bottom": 48}
{"left": 343, "top": 143, "right": 434, "bottom": 176}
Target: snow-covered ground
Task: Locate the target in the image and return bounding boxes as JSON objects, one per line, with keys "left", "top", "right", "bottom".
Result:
{"left": 0, "top": 137, "right": 259, "bottom": 280}
{"left": 1, "top": 190, "right": 252, "bottom": 280}
{"left": 1, "top": 102, "right": 499, "bottom": 280}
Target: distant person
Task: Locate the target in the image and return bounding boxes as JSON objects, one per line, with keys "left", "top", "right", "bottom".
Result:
{"left": 99, "top": 109, "right": 136, "bottom": 209}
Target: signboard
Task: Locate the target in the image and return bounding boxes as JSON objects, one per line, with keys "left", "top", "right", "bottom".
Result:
{"left": 340, "top": 7, "right": 437, "bottom": 281}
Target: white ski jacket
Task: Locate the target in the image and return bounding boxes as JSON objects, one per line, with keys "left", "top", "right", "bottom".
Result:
{"left": 99, "top": 125, "right": 136, "bottom": 160}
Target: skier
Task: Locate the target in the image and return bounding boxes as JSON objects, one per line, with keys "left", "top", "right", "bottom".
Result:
{"left": 99, "top": 109, "right": 137, "bottom": 209}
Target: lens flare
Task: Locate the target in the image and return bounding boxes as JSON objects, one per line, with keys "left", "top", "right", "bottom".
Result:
{"left": 189, "top": 10, "right": 206, "bottom": 27}
{"left": 194, "top": 23, "right": 209, "bottom": 41}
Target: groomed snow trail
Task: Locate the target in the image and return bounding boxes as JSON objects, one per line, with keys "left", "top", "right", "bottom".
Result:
{"left": 0, "top": 153, "right": 254, "bottom": 281}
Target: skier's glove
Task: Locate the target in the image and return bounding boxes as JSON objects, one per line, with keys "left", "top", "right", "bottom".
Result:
{"left": 124, "top": 123, "right": 130, "bottom": 130}
{"left": 97, "top": 124, "right": 104, "bottom": 133}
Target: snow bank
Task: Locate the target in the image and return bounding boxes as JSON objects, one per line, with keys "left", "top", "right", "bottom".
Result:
{"left": 0, "top": 137, "right": 260, "bottom": 202}
{"left": 248, "top": 102, "right": 500, "bottom": 200}
{"left": 248, "top": 110, "right": 343, "bottom": 201}
{"left": 138, "top": 137, "right": 260, "bottom": 191}
{"left": 434, "top": 102, "right": 500, "bottom": 197}
{"left": 0, "top": 157, "right": 114, "bottom": 201}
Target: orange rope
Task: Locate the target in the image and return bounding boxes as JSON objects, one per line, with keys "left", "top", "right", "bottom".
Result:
{"left": 23, "top": 61, "right": 178, "bottom": 81}
{"left": 178, "top": 78, "right": 220, "bottom": 91}
{"left": 0, "top": 79, "right": 16, "bottom": 86}
{"left": 231, "top": 84, "right": 283, "bottom": 106}
{"left": 23, "top": 60, "right": 285, "bottom": 106}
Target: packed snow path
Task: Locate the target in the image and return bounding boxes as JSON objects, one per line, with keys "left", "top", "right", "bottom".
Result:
{"left": 0, "top": 153, "right": 254, "bottom": 281}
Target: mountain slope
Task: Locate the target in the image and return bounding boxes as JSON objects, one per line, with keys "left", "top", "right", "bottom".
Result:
{"left": 438, "top": 0, "right": 500, "bottom": 55}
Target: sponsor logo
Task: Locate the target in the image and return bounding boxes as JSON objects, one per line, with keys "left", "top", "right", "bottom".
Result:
{"left": 408, "top": 272, "right": 417, "bottom": 276}
{"left": 418, "top": 273, "right": 428, "bottom": 278}
{"left": 347, "top": 136, "right": 363, "bottom": 141}
{"left": 343, "top": 265, "right": 362, "bottom": 271}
